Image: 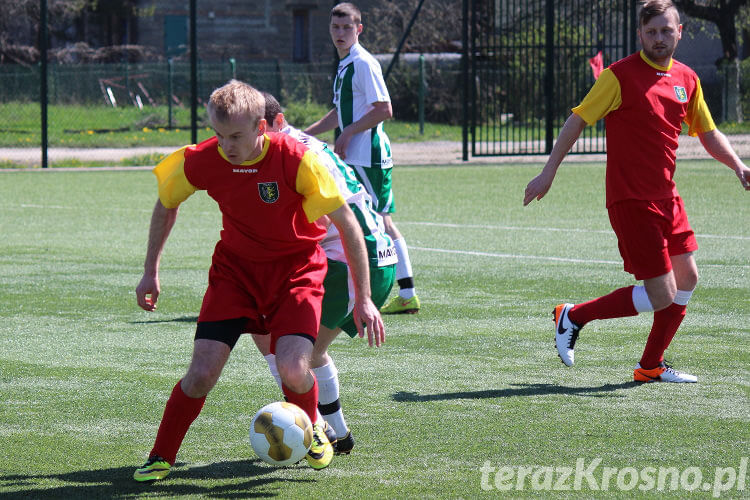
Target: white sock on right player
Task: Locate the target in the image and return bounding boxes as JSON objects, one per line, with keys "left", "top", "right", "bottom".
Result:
{"left": 313, "top": 361, "right": 348, "bottom": 438}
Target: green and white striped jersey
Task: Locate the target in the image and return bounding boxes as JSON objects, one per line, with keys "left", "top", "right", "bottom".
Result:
{"left": 280, "top": 126, "right": 397, "bottom": 267}
{"left": 333, "top": 43, "right": 393, "bottom": 169}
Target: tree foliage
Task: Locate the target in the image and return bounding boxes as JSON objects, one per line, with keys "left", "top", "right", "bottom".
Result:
{"left": 363, "top": 0, "right": 463, "bottom": 54}
{"left": 0, "top": 0, "right": 90, "bottom": 44}
{"left": 0, "top": 0, "right": 91, "bottom": 64}
{"left": 673, "top": 0, "right": 750, "bottom": 61}
{"left": 0, "top": 0, "right": 151, "bottom": 65}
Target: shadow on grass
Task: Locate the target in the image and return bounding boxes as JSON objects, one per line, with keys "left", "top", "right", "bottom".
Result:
{"left": 131, "top": 315, "right": 199, "bottom": 324}
{"left": 0, "top": 459, "right": 313, "bottom": 499}
{"left": 392, "top": 381, "right": 640, "bottom": 402}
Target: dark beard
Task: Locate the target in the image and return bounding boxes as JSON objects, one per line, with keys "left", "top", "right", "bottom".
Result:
{"left": 641, "top": 45, "right": 674, "bottom": 66}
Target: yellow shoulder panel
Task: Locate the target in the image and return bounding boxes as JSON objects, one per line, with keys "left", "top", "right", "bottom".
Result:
{"left": 572, "top": 68, "right": 622, "bottom": 126}
{"left": 152, "top": 146, "right": 198, "bottom": 209}
{"left": 685, "top": 78, "right": 716, "bottom": 137}
{"left": 295, "top": 150, "right": 345, "bottom": 222}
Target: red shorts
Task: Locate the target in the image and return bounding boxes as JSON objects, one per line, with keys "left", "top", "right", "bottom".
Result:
{"left": 197, "top": 241, "right": 327, "bottom": 353}
{"left": 607, "top": 197, "right": 697, "bottom": 280}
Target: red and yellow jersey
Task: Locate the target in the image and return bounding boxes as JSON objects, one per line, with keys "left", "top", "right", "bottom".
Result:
{"left": 153, "top": 133, "right": 345, "bottom": 261}
{"left": 573, "top": 51, "right": 715, "bottom": 206}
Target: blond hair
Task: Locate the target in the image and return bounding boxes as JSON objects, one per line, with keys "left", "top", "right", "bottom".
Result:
{"left": 207, "top": 80, "right": 264, "bottom": 126}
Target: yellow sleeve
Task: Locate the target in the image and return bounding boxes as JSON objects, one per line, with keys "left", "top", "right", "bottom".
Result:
{"left": 152, "top": 146, "right": 198, "bottom": 209}
{"left": 295, "top": 150, "right": 346, "bottom": 222}
{"left": 685, "top": 78, "right": 716, "bottom": 136}
{"left": 571, "top": 68, "right": 622, "bottom": 125}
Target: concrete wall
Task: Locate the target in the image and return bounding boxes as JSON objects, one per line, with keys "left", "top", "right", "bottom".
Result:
{"left": 134, "top": 0, "right": 341, "bottom": 62}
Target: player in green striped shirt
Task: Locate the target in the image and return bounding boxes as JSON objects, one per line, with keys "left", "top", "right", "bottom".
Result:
{"left": 254, "top": 92, "right": 397, "bottom": 454}
{"left": 305, "top": 2, "right": 421, "bottom": 314}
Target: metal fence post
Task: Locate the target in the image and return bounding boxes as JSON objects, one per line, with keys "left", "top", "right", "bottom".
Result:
{"left": 544, "top": 0, "right": 554, "bottom": 154}
{"left": 419, "top": 54, "right": 424, "bottom": 135}
{"left": 168, "top": 58, "right": 174, "bottom": 129}
{"left": 190, "top": 0, "right": 198, "bottom": 144}
{"left": 40, "top": 0, "right": 48, "bottom": 168}
{"left": 461, "top": 0, "right": 469, "bottom": 161}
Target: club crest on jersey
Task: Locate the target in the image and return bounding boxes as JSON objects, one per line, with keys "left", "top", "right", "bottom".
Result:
{"left": 674, "top": 86, "right": 688, "bottom": 103}
{"left": 258, "top": 182, "right": 279, "bottom": 203}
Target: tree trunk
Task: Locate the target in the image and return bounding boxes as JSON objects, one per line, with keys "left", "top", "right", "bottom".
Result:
{"left": 721, "top": 58, "right": 743, "bottom": 123}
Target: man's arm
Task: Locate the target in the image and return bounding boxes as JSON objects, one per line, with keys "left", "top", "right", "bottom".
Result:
{"left": 523, "top": 113, "right": 587, "bottom": 205}
{"left": 333, "top": 101, "right": 392, "bottom": 159}
{"left": 698, "top": 129, "right": 750, "bottom": 190}
{"left": 326, "top": 203, "right": 385, "bottom": 347}
{"left": 135, "top": 199, "right": 180, "bottom": 311}
{"left": 304, "top": 108, "right": 340, "bottom": 137}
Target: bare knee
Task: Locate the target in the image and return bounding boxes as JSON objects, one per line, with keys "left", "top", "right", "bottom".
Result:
{"left": 649, "top": 293, "right": 674, "bottom": 311}
{"left": 276, "top": 354, "right": 310, "bottom": 392}
{"left": 275, "top": 335, "right": 314, "bottom": 392}
{"left": 644, "top": 275, "right": 677, "bottom": 311}
{"left": 677, "top": 269, "right": 699, "bottom": 292}
{"left": 672, "top": 252, "right": 699, "bottom": 292}
{"left": 182, "top": 339, "right": 230, "bottom": 397}
{"left": 182, "top": 364, "right": 221, "bottom": 397}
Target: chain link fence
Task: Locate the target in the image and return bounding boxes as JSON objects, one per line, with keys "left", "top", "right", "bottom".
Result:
{"left": 0, "top": 2, "right": 746, "bottom": 167}
{"left": 0, "top": 60, "right": 338, "bottom": 166}
{"left": 1, "top": 55, "right": 464, "bottom": 167}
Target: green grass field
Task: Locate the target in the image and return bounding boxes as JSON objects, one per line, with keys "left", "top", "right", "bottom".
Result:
{"left": 0, "top": 102, "right": 464, "bottom": 151}
{"left": 0, "top": 160, "right": 748, "bottom": 499}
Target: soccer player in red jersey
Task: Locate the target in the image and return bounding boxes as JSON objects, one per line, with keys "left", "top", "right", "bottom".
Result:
{"left": 524, "top": 0, "right": 749, "bottom": 383}
{"left": 133, "top": 80, "right": 384, "bottom": 481}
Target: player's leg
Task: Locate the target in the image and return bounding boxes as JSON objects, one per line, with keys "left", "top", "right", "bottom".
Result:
{"left": 554, "top": 278, "right": 659, "bottom": 366}
{"left": 312, "top": 260, "right": 356, "bottom": 451}
{"left": 268, "top": 245, "right": 332, "bottom": 468}
{"left": 661, "top": 252, "right": 699, "bottom": 353}
{"left": 275, "top": 334, "right": 315, "bottom": 404}
{"left": 253, "top": 330, "right": 339, "bottom": 448}
{"left": 266, "top": 246, "right": 327, "bottom": 424}
{"left": 311, "top": 325, "right": 355, "bottom": 453}
{"left": 135, "top": 322, "right": 241, "bottom": 482}
{"left": 380, "top": 213, "right": 420, "bottom": 313}
{"left": 634, "top": 252, "right": 698, "bottom": 383}
{"left": 275, "top": 334, "right": 333, "bottom": 469}
{"left": 634, "top": 197, "right": 699, "bottom": 383}
{"left": 555, "top": 200, "right": 673, "bottom": 367}
{"left": 252, "top": 333, "right": 283, "bottom": 389}
{"left": 351, "top": 163, "right": 419, "bottom": 314}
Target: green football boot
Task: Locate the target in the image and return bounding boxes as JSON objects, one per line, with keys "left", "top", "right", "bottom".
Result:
{"left": 380, "top": 294, "right": 421, "bottom": 314}
{"left": 133, "top": 455, "right": 171, "bottom": 482}
{"left": 305, "top": 422, "right": 333, "bottom": 470}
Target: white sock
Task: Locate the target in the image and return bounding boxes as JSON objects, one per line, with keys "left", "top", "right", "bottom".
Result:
{"left": 393, "top": 237, "right": 416, "bottom": 299}
{"left": 264, "top": 354, "right": 282, "bottom": 390}
{"left": 674, "top": 289, "right": 694, "bottom": 306}
{"left": 632, "top": 285, "right": 654, "bottom": 313}
{"left": 312, "top": 361, "right": 348, "bottom": 438}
